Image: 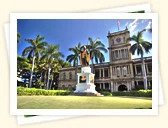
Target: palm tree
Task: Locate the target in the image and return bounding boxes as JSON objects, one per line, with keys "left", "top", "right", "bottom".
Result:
{"left": 22, "top": 35, "right": 47, "bottom": 88}
{"left": 40, "top": 44, "right": 64, "bottom": 90}
{"left": 87, "top": 37, "right": 108, "bottom": 73}
{"left": 59, "top": 59, "right": 71, "bottom": 68}
{"left": 17, "top": 56, "right": 32, "bottom": 84}
{"left": 127, "top": 29, "right": 152, "bottom": 89}
{"left": 66, "top": 43, "right": 81, "bottom": 80}
{"left": 17, "top": 33, "right": 21, "bottom": 43}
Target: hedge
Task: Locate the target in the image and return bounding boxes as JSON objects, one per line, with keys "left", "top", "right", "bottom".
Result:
{"left": 17, "top": 87, "right": 71, "bottom": 96}
{"left": 99, "top": 91, "right": 112, "bottom": 96}
{"left": 112, "top": 90, "right": 152, "bottom": 97}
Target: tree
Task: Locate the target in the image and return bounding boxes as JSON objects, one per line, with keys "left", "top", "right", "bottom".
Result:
{"left": 127, "top": 29, "right": 152, "bottom": 89}
{"left": 66, "top": 43, "right": 81, "bottom": 80}
{"left": 22, "top": 35, "right": 47, "bottom": 88}
{"left": 17, "top": 33, "right": 21, "bottom": 43}
{"left": 40, "top": 44, "right": 64, "bottom": 89}
{"left": 17, "top": 56, "right": 32, "bottom": 86}
{"left": 58, "top": 59, "right": 71, "bottom": 68}
{"left": 87, "top": 37, "right": 108, "bottom": 73}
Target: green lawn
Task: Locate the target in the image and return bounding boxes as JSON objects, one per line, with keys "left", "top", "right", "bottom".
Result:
{"left": 17, "top": 96, "right": 152, "bottom": 109}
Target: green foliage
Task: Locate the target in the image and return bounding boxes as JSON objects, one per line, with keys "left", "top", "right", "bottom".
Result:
{"left": 112, "top": 90, "right": 152, "bottom": 97}
{"left": 17, "top": 87, "right": 71, "bottom": 96}
{"left": 100, "top": 91, "right": 112, "bottom": 96}
{"left": 87, "top": 37, "right": 108, "bottom": 64}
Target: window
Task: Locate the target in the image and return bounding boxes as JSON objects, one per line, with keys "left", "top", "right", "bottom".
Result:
{"left": 101, "top": 69, "right": 103, "bottom": 77}
{"left": 69, "top": 72, "right": 72, "bottom": 79}
{"left": 117, "top": 67, "right": 120, "bottom": 77}
{"left": 104, "top": 68, "right": 109, "bottom": 78}
{"left": 148, "top": 63, "right": 152, "bottom": 73}
{"left": 115, "top": 50, "right": 118, "bottom": 59}
{"left": 122, "top": 66, "right": 127, "bottom": 76}
{"left": 125, "top": 49, "right": 129, "bottom": 58}
{"left": 127, "top": 65, "right": 130, "bottom": 74}
{"left": 123, "top": 37, "right": 125, "bottom": 43}
{"left": 105, "top": 83, "right": 109, "bottom": 90}
{"left": 95, "top": 69, "right": 99, "bottom": 78}
{"left": 112, "top": 39, "right": 114, "bottom": 45}
{"left": 112, "top": 67, "right": 115, "bottom": 75}
{"left": 112, "top": 51, "right": 115, "bottom": 60}
{"left": 63, "top": 72, "right": 66, "bottom": 80}
{"left": 136, "top": 65, "right": 142, "bottom": 75}
{"left": 95, "top": 83, "right": 100, "bottom": 91}
{"left": 121, "top": 49, "right": 124, "bottom": 59}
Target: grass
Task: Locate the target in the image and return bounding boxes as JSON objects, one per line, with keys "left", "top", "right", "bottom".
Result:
{"left": 17, "top": 96, "right": 152, "bottom": 109}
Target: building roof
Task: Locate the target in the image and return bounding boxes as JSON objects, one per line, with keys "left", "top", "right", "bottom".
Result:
{"left": 107, "top": 28, "right": 129, "bottom": 37}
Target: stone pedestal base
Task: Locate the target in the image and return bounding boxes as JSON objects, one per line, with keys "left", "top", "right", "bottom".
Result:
{"left": 74, "top": 66, "right": 98, "bottom": 94}
{"left": 74, "top": 83, "right": 97, "bottom": 93}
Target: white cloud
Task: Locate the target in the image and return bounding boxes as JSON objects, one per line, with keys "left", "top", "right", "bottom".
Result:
{"left": 124, "top": 22, "right": 129, "bottom": 28}
{"left": 145, "top": 21, "right": 152, "bottom": 30}
{"left": 128, "top": 19, "right": 139, "bottom": 34}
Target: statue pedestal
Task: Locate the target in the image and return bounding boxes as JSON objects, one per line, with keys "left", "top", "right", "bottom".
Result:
{"left": 74, "top": 66, "right": 98, "bottom": 94}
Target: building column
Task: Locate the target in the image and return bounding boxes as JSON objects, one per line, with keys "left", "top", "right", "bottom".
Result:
{"left": 134, "top": 65, "right": 137, "bottom": 75}
{"left": 146, "top": 64, "right": 148, "bottom": 74}
{"left": 118, "top": 50, "right": 120, "bottom": 59}
{"left": 116, "top": 83, "right": 118, "bottom": 91}
{"left": 108, "top": 83, "right": 111, "bottom": 90}
{"left": 120, "top": 66, "right": 122, "bottom": 76}
{"left": 111, "top": 82, "right": 113, "bottom": 92}
{"left": 112, "top": 51, "right": 114, "bottom": 61}
{"left": 110, "top": 66, "right": 113, "bottom": 78}
{"left": 99, "top": 69, "right": 101, "bottom": 78}
{"left": 123, "top": 49, "right": 125, "bottom": 59}
{"left": 126, "top": 82, "right": 130, "bottom": 91}
{"left": 103, "top": 69, "right": 105, "bottom": 78}
{"left": 126, "top": 49, "right": 128, "bottom": 58}
{"left": 114, "top": 50, "right": 116, "bottom": 59}
{"left": 108, "top": 68, "right": 110, "bottom": 78}
{"left": 99, "top": 83, "right": 102, "bottom": 90}
{"left": 77, "top": 75, "right": 80, "bottom": 83}
{"left": 119, "top": 49, "right": 121, "bottom": 59}
{"left": 103, "top": 83, "right": 105, "bottom": 89}
{"left": 148, "top": 81, "right": 150, "bottom": 88}
{"left": 131, "top": 80, "right": 135, "bottom": 89}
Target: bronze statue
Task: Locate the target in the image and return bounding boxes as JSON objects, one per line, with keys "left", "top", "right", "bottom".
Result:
{"left": 80, "top": 46, "right": 90, "bottom": 66}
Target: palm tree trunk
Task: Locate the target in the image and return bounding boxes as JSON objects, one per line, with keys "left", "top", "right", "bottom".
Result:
{"left": 29, "top": 56, "right": 35, "bottom": 88}
{"left": 75, "top": 60, "right": 78, "bottom": 84}
{"left": 47, "top": 67, "right": 51, "bottom": 90}
{"left": 75, "top": 66, "right": 78, "bottom": 81}
{"left": 50, "top": 75, "right": 53, "bottom": 90}
{"left": 91, "top": 58, "right": 94, "bottom": 73}
{"left": 44, "top": 71, "right": 47, "bottom": 89}
{"left": 141, "top": 54, "right": 148, "bottom": 90}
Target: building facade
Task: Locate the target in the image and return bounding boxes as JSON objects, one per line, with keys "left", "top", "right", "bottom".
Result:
{"left": 58, "top": 28, "right": 152, "bottom": 92}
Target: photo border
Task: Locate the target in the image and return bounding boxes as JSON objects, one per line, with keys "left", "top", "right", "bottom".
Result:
{"left": 10, "top": 13, "right": 158, "bottom": 115}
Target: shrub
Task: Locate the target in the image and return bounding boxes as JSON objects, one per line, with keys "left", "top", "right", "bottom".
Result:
{"left": 17, "top": 87, "right": 71, "bottom": 96}
{"left": 112, "top": 90, "right": 152, "bottom": 97}
{"left": 100, "top": 91, "right": 112, "bottom": 96}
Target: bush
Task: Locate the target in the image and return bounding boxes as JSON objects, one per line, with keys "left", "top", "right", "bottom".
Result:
{"left": 112, "top": 90, "right": 152, "bottom": 97}
{"left": 100, "top": 91, "right": 112, "bottom": 96}
{"left": 17, "top": 87, "right": 72, "bottom": 96}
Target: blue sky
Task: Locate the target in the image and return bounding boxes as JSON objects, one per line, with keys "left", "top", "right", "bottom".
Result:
{"left": 17, "top": 19, "right": 152, "bottom": 62}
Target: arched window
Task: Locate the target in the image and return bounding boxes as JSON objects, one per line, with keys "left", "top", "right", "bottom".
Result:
{"left": 63, "top": 72, "right": 66, "bottom": 80}
{"left": 122, "top": 66, "right": 127, "bottom": 76}
{"left": 117, "top": 67, "right": 120, "bottom": 77}
{"left": 69, "top": 72, "right": 72, "bottom": 79}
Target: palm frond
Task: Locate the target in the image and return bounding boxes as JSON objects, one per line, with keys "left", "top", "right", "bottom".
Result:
{"left": 141, "top": 41, "right": 152, "bottom": 53}
{"left": 129, "top": 43, "right": 137, "bottom": 55}
{"left": 22, "top": 46, "right": 33, "bottom": 57}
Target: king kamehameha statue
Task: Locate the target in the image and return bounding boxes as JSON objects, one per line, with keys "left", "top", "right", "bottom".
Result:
{"left": 74, "top": 45, "right": 98, "bottom": 95}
